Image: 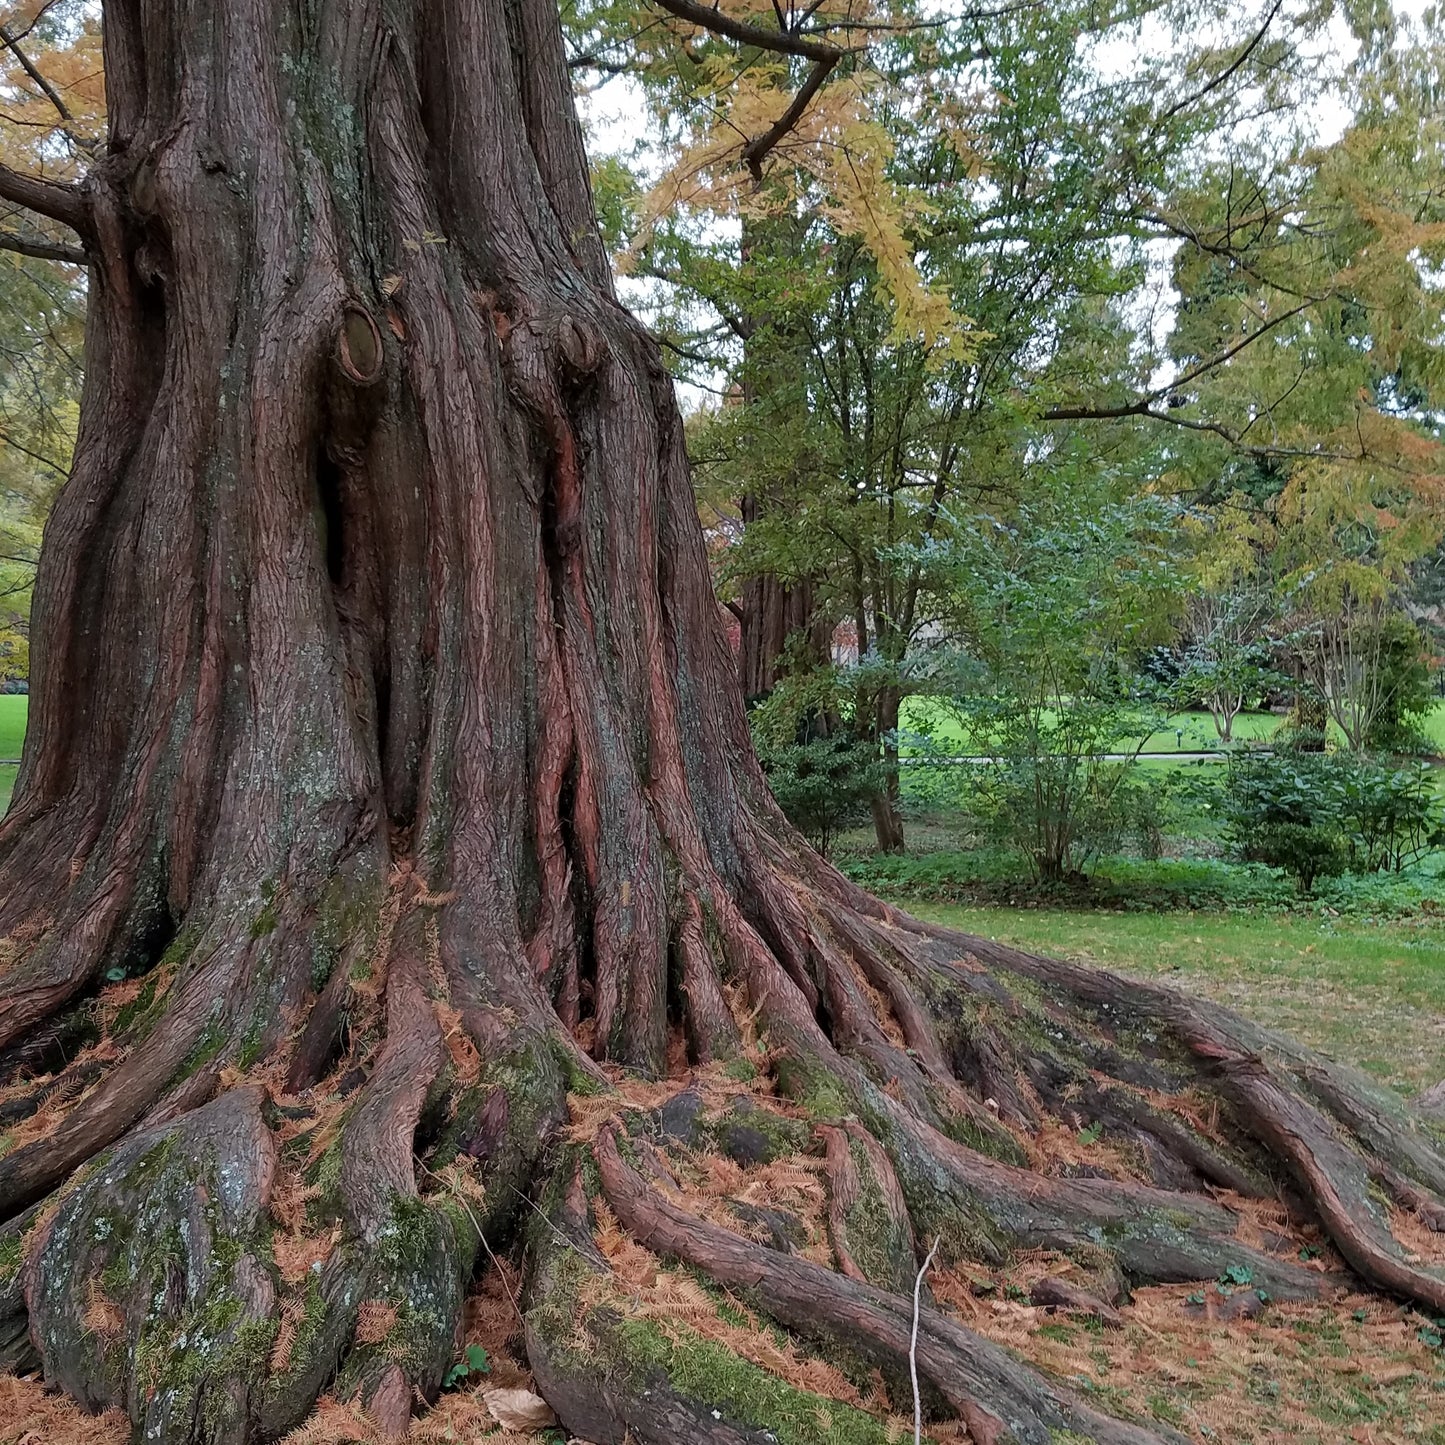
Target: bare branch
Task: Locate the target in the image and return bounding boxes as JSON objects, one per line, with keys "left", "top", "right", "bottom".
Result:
{"left": 1044, "top": 298, "right": 1317, "bottom": 433}
{"left": 0, "top": 229, "right": 86, "bottom": 264}
{"left": 910, "top": 1236, "right": 941, "bottom": 1445}
{"left": 0, "top": 427, "right": 69, "bottom": 476}
{"left": 0, "top": 160, "right": 88, "bottom": 234}
{"left": 3, "top": 0, "right": 66, "bottom": 45}
{"left": 1157, "top": 297, "right": 1317, "bottom": 396}
{"left": 0, "top": 20, "right": 73, "bottom": 123}
{"left": 1155, "top": 0, "right": 1285, "bottom": 128}
{"left": 651, "top": 0, "right": 843, "bottom": 62}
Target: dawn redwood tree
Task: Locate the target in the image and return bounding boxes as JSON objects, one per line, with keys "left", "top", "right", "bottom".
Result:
{"left": 0, "top": 4, "right": 1444, "bottom": 1442}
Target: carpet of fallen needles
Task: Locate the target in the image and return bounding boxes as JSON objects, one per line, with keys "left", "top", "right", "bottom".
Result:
{"left": 4, "top": 1048, "right": 1445, "bottom": 1444}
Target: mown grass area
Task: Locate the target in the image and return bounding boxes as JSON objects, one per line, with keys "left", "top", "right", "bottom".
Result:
{"left": 0, "top": 694, "right": 23, "bottom": 815}
{"left": 898, "top": 900, "right": 1445, "bottom": 1097}
{"left": 900, "top": 696, "right": 1445, "bottom": 756}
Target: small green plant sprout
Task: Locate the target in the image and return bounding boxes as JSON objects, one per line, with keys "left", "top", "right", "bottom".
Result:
{"left": 1076, "top": 1121, "right": 1103, "bottom": 1146}
{"left": 1218, "top": 1263, "right": 1253, "bottom": 1291}
{"left": 442, "top": 1342, "right": 490, "bottom": 1389}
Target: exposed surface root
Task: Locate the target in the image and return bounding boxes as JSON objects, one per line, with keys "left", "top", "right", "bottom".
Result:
{"left": 2, "top": 854, "right": 1443, "bottom": 1444}
{"left": 595, "top": 1123, "right": 1182, "bottom": 1444}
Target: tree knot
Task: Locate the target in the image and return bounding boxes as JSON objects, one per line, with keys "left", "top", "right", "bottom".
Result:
{"left": 336, "top": 302, "right": 384, "bottom": 386}
{"left": 554, "top": 314, "right": 604, "bottom": 380}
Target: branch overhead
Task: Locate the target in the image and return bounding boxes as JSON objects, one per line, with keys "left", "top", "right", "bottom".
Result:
{"left": 0, "top": 160, "right": 89, "bottom": 236}
{"left": 741, "top": 52, "right": 839, "bottom": 179}
{"left": 650, "top": 0, "right": 845, "bottom": 61}
{"left": 0, "top": 230, "right": 86, "bottom": 264}
{"left": 0, "top": 20, "right": 73, "bottom": 124}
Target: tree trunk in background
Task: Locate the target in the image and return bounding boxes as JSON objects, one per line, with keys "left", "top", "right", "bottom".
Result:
{"left": 734, "top": 216, "right": 830, "bottom": 704}
{"left": 867, "top": 682, "right": 906, "bottom": 852}
{"left": 1, "top": 5, "right": 1444, "bottom": 1443}
{"left": 736, "top": 493, "right": 828, "bottom": 700}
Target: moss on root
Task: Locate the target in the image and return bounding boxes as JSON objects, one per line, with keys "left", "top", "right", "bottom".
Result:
{"left": 330, "top": 1190, "right": 471, "bottom": 1407}
{"left": 0, "top": 1229, "right": 21, "bottom": 1285}
{"left": 841, "top": 1136, "right": 915, "bottom": 1296}
{"left": 607, "top": 1313, "right": 906, "bottom": 1445}
{"left": 530, "top": 1239, "right": 938, "bottom": 1445}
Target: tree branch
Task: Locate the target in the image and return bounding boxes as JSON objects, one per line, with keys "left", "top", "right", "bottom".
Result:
{"left": 0, "top": 427, "right": 69, "bottom": 477}
{"left": 0, "top": 20, "right": 72, "bottom": 123}
{"left": 1155, "top": 0, "right": 1285, "bottom": 128}
{"left": 651, "top": 0, "right": 843, "bottom": 62}
{"left": 3, "top": 0, "right": 66, "bottom": 45}
{"left": 742, "top": 53, "right": 838, "bottom": 179}
{"left": 1044, "top": 298, "right": 1316, "bottom": 428}
{"left": 0, "top": 230, "right": 86, "bottom": 264}
{"left": 0, "top": 161, "right": 88, "bottom": 235}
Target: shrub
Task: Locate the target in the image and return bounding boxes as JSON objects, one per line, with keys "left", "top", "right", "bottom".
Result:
{"left": 755, "top": 732, "right": 883, "bottom": 858}
{"left": 1220, "top": 745, "right": 1445, "bottom": 890}
{"left": 916, "top": 702, "right": 1171, "bottom": 883}
{"left": 1220, "top": 749, "right": 1349, "bottom": 893}
{"left": 1363, "top": 614, "right": 1436, "bottom": 753}
{"left": 1337, "top": 755, "right": 1445, "bottom": 872}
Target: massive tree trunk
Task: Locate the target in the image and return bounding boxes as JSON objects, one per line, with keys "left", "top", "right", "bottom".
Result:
{"left": 1, "top": 4, "right": 1444, "bottom": 1443}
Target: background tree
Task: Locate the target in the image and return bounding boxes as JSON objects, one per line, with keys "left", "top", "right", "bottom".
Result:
{"left": 918, "top": 478, "right": 1187, "bottom": 882}
{"left": 608, "top": 0, "right": 1445, "bottom": 846}
{"left": 1175, "top": 498, "right": 1279, "bottom": 741}
{"left": 0, "top": 2, "right": 97, "bottom": 679}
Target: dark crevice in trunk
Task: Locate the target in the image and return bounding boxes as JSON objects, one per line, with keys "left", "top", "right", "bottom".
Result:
{"left": 114, "top": 899, "right": 177, "bottom": 984}
{"left": 317, "top": 445, "right": 346, "bottom": 587}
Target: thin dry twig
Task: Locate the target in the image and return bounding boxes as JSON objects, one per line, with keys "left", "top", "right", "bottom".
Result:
{"left": 911, "top": 1234, "right": 941, "bottom": 1445}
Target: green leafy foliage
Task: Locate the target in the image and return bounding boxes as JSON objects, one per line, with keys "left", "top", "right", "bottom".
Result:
{"left": 909, "top": 486, "right": 1187, "bottom": 881}
{"left": 754, "top": 728, "right": 884, "bottom": 858}
{"left": 0, "top": 2, "right": 98, "bottom": 677}
{"left": 1219, "top": 745, "right": 1445, "bottom": 890}
{"left": 1336, "top": 755, "right": 1445, "bottom": 871}
{"left": 441, "top": 1342, "right": 490, "bottom": 1390}
{"left": 1220, "top": 748, "right": 1352, "bottom": 893}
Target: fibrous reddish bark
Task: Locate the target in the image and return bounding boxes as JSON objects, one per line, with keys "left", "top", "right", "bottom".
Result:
{"left": 0, "top": 4, "right": 1444, "bottom": 1443}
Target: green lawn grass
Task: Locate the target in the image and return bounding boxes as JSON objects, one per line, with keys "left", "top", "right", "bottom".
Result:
{"left": 0, "top": 694, "right": 23, "bottom": 815}
{"left": 900, "top": 695, "right": 1445, "bottom": 756}
{"left": 903, "top": 901, "right": 1445, "bottom": 1097}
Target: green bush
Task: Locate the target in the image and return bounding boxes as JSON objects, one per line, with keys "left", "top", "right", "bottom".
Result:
{"left": 841, "top": 845, "right": 1445, "bottom": 919}
{"left": 906, "top": 719, "right": 1178, "bottom": 883}
{"left": 1363, "top": 614, "right": 1436, "bottom": 754}
{"left": 1220, "top": 749, "right": 1349, "bottom": 893}
{"left": 1219, "top": 745, "right": 1445, "bottom": 891}
{"left": 1337, "top": 755, "right": 1445, "bottom": 872}
{"left": 756, "top": 732, "right": 883, "bottom": 858}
